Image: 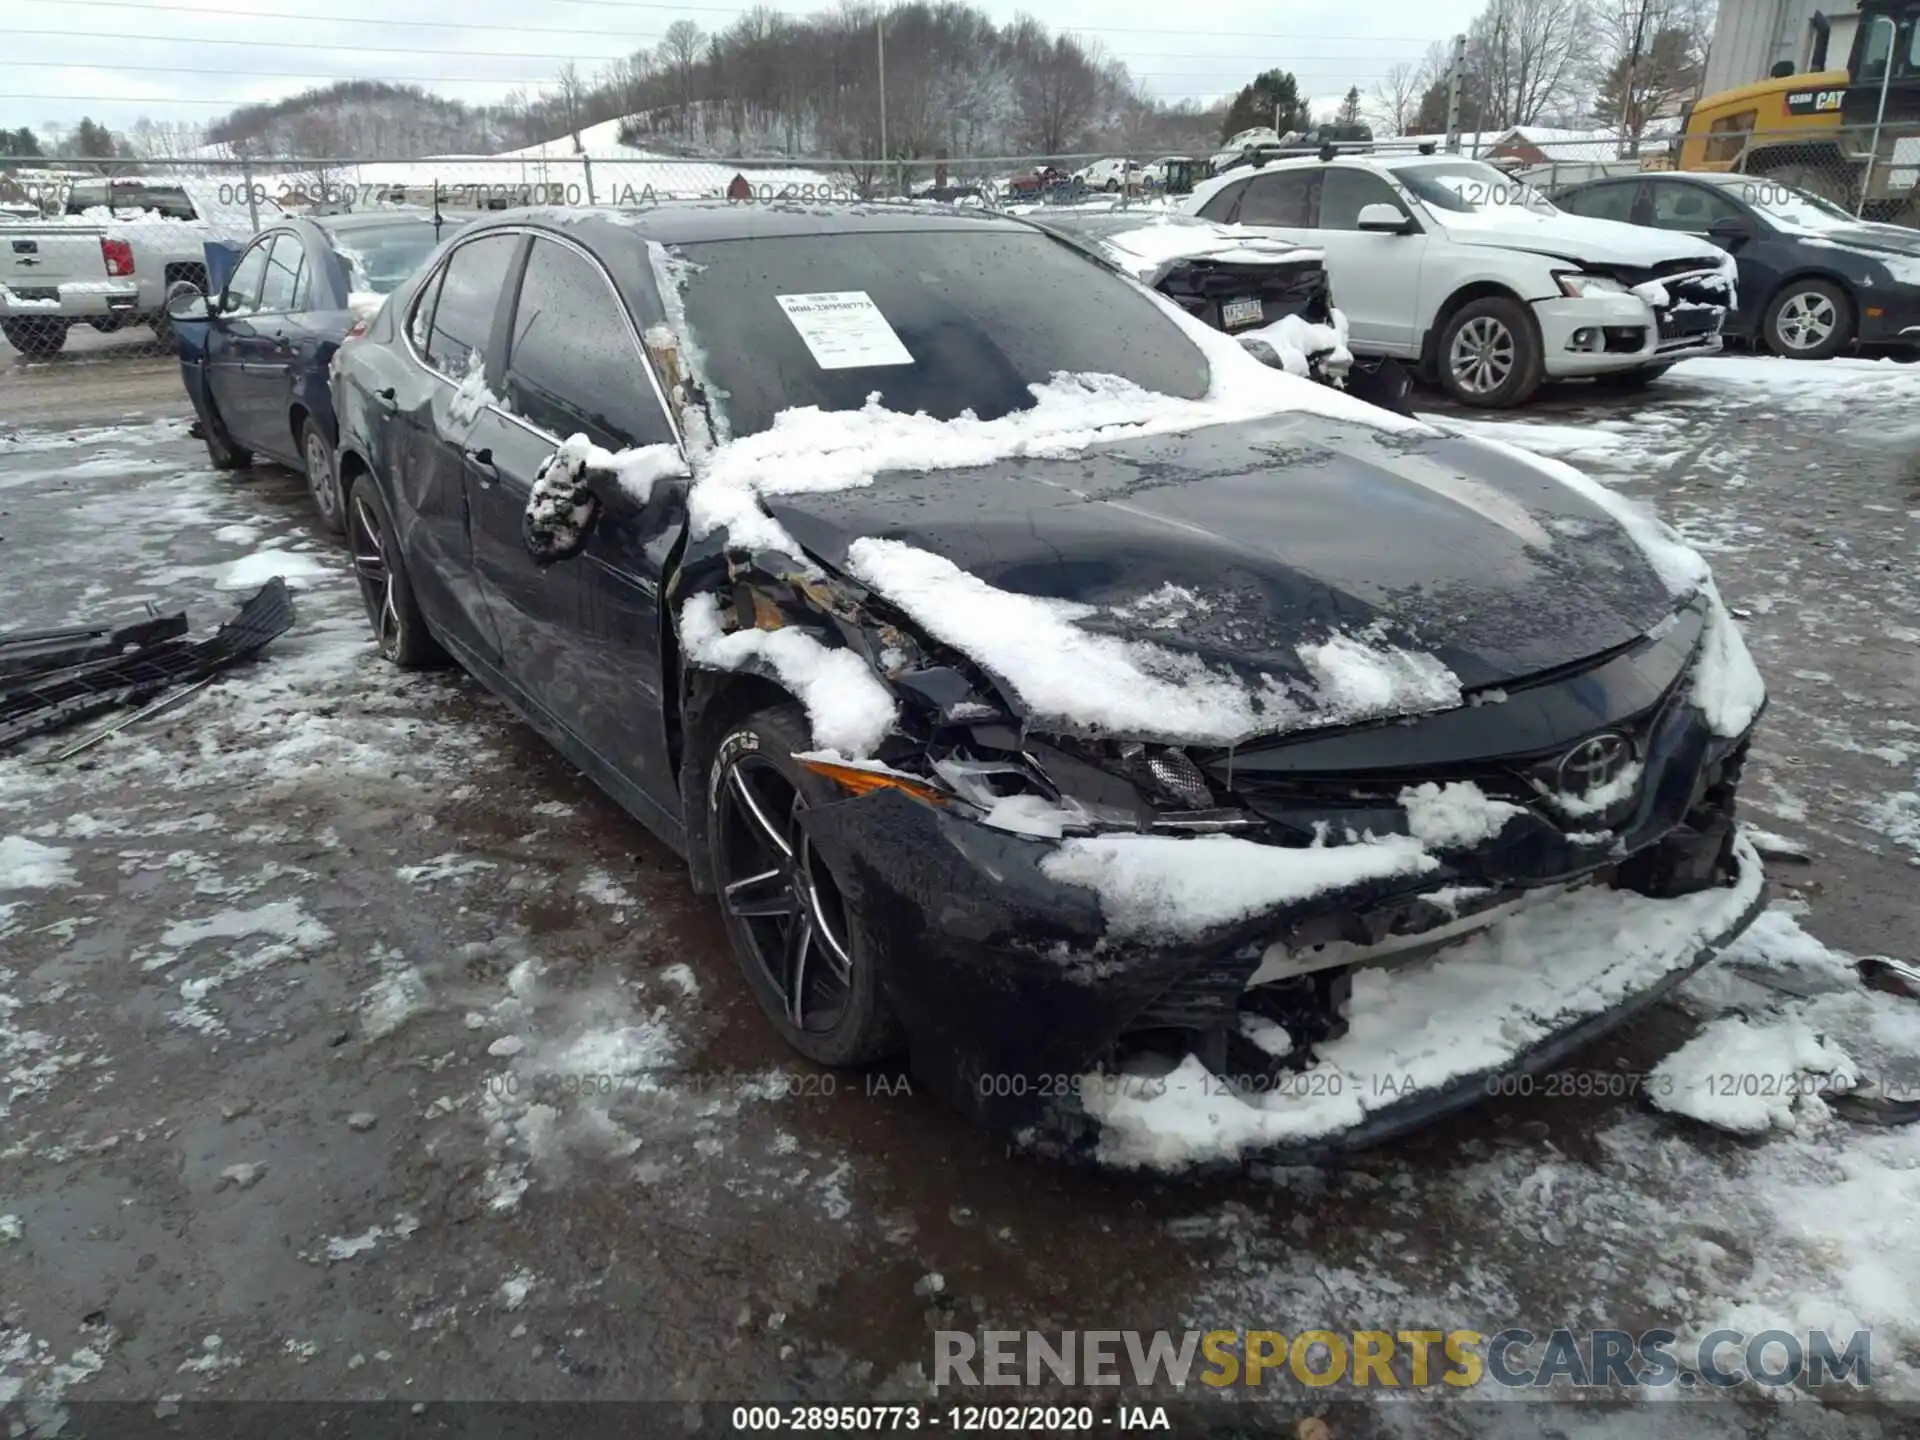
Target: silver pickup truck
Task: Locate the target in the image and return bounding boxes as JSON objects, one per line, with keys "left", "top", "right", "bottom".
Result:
{"left": 1, "top": 177, "right": 264, "bottom": 358}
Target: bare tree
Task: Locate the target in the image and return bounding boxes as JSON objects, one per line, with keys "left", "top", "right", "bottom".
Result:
{"left": 1468, "top": 0, "right": 1595, "bottom": 130}
{"left": 549, "top": 63, "right": 588, "bottom": 148}
{"left": 1369, "top": 61, "right": 1423, "bottom": 136}
{"left": 1590, "top": 0, "right": 1709, "bottom": 149}
{"left": 657, "top": 20, "right": 707, "bottom": 137}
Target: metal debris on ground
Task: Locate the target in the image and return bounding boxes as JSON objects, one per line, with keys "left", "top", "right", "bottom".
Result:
{"left": 0, "top": 577, "right": 295, "bottom": 753}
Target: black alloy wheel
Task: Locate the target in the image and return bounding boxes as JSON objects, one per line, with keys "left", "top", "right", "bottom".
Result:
{"left": 347, "top": 478, "right": 442, "bottom": 668}
{"left": 707, "top": 706, "right": 902, "bottom": 1066}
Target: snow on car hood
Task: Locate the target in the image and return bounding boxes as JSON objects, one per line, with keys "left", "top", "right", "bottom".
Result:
{"left": 657, "top": 244, "right": 1760, "bottom": 753}
{"left": 767, "top": 411, "right": 1691, "bottom": 747}
{"left": 1434, "top": 206, "right": 1725, "bottom": 267}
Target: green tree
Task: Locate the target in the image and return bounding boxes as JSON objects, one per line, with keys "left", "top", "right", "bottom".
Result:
{"left": 1336, "top": 85, "right": 1363, "bottom": 127}
{"left": 1221, "top": 69, "right": 1308, "bottom": 141}
{"left": 73, "top": 117, "right": 119, "bottom": 158}
{"left": 0, "top": 126, "right": 44, "bottom": 158}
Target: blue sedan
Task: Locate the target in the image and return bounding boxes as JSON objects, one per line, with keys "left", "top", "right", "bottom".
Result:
{"left": 166, "top": 210, "right": 460, "bottom": 532}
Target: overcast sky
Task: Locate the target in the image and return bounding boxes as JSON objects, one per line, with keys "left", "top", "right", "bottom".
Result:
{"left": 7, "top": 0, "right": 1488, "bottom": 139}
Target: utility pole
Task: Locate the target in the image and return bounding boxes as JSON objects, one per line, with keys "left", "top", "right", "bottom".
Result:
{"left": 1445, "top": 32, "right": 1466, "bottom": 153}
{"left": 1623, "top": 1, "right": 1653, "bottom": 158}
{"left": 876, "top": 13, "right": 888, "bottom": 195}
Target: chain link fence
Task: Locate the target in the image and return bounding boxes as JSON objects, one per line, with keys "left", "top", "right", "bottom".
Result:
{"left": 4, "top": 126, "right": 1916, "bottom": 367}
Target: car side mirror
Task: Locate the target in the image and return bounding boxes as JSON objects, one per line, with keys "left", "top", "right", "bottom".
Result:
{"left": 1708, "top": 215, "right": 1753, "bottom": 244}
{"left": 523, "top": 444, "right": 604, "bottom": 563}
{"left": 164, "top": 283, "right": 211, "bottom": 322}
{"left": 1356, "top": 202, "right": 1413, "bottom": 234}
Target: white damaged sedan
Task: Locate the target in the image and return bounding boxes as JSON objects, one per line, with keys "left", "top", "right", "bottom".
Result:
{"left": 1183, "top": 153, "right": 1739, "bottom": 407}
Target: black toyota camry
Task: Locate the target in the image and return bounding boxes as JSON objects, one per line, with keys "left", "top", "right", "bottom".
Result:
{"left": 331, "top": 204, "right": 1767, "bottom": 1166}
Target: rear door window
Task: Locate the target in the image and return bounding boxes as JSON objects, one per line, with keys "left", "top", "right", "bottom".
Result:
{"left": 222, "top": 239, "right": 272, "bottom": 316}
{"left": 258, "top": 235, "right": 304, "bottom": 313}
{"left": 503, "top": 236, "right": 672, "bottom": 451}
{"left": 422, "top": 233, "right": 517, "bottom": 376}
{"left": 1235, "top": 170, "right": 1321, "bottom": 227}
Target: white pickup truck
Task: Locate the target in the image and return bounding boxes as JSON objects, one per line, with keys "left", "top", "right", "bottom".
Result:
{"left": 0, "top": 177, "right": 265, "bottom": 359}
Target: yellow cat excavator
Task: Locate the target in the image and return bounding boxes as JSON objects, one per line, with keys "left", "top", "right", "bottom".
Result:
{"left": 1676, "top": 0, "right": 1920, "bottom": 221}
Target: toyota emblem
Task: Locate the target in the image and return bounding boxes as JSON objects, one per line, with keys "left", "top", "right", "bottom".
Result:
{"left": 1557, "top": 733, "right": 1634, "bottom": 796}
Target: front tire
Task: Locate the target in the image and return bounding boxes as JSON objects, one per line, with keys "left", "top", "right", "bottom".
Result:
{"left": 706, "top": 704, "right": 903, "bottom": 1068}
{"left": 300, "top": 416, "right": 345, "bottom": 535}
{"left": 2, "top": 318, "right": 69, "bottom": 360}
{"left": 346, "top": 475, "right": 444, "bottom": 668}
{"left": 1763, "top": 278, "right": 1852, "bottom": 360}
{"left": 1437, "top": 296, "right": 1543, "bottom": 407}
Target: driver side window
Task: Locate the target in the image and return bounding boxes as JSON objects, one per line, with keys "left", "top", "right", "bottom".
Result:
{"left": 1236, "top": 171, "right": 1321, "bottom": 227}
{"left": 222, "top": 240, "right": 271, "bottom": 317}
{"left": 1560, "top": 182, "right": 1641, "bottom": 223}
{"left": 1318, "top": 168, "right": 1405, "bottom": 229}
{"left": 1648, "top": 182, "right": 1745, "bottom": 231}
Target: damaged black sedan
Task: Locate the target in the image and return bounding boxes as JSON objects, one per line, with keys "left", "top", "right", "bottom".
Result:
{"left": 330, "top": 204, "right": 1768, "bottom": 1169}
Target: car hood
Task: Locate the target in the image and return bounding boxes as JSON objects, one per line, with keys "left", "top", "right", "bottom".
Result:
{"left": 765, "top": 412, "right": 1682, "bottom": 710}
{"left": 1803, "top": 223, "right": 1920, "bottom": 261}
{"left": 1436, "top": 208, "right": 1724, "bottom": 267}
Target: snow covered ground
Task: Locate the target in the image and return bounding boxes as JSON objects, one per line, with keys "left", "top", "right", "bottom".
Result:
{"left": 2, "top": 352, "right": 1919, "bottom": 1430}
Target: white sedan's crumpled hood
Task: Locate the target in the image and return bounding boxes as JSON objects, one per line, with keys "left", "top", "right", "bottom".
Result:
{"left": 1438, "top": 208, "right": 1725, "bottom": 267}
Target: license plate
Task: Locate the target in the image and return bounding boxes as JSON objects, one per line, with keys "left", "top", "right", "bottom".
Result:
{"left": 1222, "top": 297, "right": 1264, "bottom": 329}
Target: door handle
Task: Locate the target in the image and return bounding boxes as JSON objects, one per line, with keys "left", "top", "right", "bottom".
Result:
{"left": 465, "top": 447, "right": 498, "bottom": 485}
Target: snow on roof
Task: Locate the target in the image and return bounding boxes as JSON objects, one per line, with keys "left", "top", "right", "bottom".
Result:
{"left": 1486, "top": 126, "right": 1634, "bottom": 163}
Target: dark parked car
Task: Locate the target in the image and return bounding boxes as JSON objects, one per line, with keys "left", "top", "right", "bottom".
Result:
{"left": 330, "top": 204, "right": 1764, "bottom": 1162}
{"left": 1555, "top": 171, "right": 1920, "bottom": 359}
{"left": 164, "top": 210, "right": 460, "bottom": 531}
{"left": 1031, "top": 209, "right": 1414, "bottom": 412}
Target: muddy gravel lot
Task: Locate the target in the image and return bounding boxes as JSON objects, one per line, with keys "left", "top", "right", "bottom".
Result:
{"left": 3, "top": 351, "right": 1919, "bottom": 1439}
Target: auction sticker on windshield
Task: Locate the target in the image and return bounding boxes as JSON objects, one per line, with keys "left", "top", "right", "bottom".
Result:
{"left": 776, "top": 291, "right": 915, "bottom": 369}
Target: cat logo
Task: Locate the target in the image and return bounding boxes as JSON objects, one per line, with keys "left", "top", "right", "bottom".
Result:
{"left": 1784, "top": 88, "right": 1847, "bottom": 115}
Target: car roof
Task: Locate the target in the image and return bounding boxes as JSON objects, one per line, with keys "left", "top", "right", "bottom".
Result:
{"left": 459, "top": 200, "right": 1031, "bottom": 248}
{"left": 315, "top": 209, "right": 452, "bottom": 233}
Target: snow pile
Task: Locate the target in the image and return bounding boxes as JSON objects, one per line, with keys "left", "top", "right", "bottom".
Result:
{"left": 346, "top": 292, "right": 385, "bottom": 324}
{"left": 0, "top": 836, "right": 76, "bottom": 891}
{"left": 1297, "top": 622, "right": 1461, "bottom": 721}
{"left": 447, "top": 351, "right": 496, "bottom": 426}
{"left": 1041, "top": 832, "right": 1436, "bottom": 941}
{"left": 1079, "top": 831, "right": 1765, "bottom": 1168}
{"left": 1693, "top": 581, "right": 1768, "bottom": 739}
{"left": 546, "top": 431, "right": 686, "bottom": 508}
{"left": 1399, "top": 781, "right": 1525, "bottom": 849}
{"left": 1237, "top": 309, "right": 1352, "bottom": 379}
{"left": 845, "top": 538, "right": 1462, "bottom": 746}
{"left": 218, "top": 547, "right": 333, "bottom": 593}
{"left": 1648, "top": 1014, "right": 1857, "bottom": 1135}
{"left": 524, "top": 448, "right": 600, "bottom": 558}
{"left": 677, "top": 591, "right": 896, "bottom": 756}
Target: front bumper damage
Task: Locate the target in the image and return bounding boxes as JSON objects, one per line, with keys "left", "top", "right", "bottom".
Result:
{"left": 796, "top": 694, "right": 1765, "bottom": 1168}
